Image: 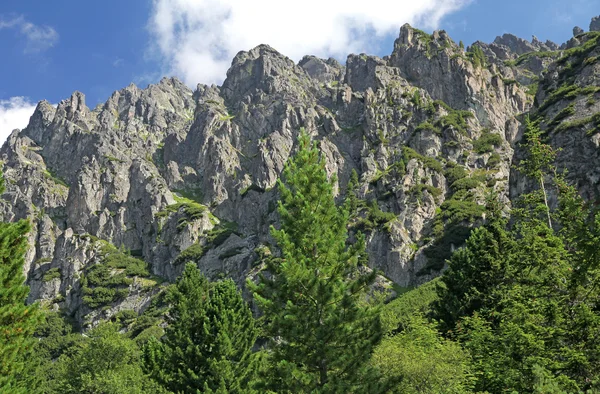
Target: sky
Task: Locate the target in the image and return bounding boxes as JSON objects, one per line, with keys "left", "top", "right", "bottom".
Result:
{"left": 0, "top": 0, "right": 598, "bottom": 143}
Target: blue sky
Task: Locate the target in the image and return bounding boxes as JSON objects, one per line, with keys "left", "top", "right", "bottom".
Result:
{"left": 0, "top": 0, "right": 598, "bottom": 140}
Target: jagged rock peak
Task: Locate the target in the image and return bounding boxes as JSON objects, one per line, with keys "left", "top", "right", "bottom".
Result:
{"left": 591, "top": 16, "right": 600, "bottom": 32}
{"left": 57, "top": 91, "right": 88, "bottom": 116}
{"left": 298, "top": 55, "right": 344, "bottom": 83}
{"left": 574, "top": 26, "right": 585, "bottom": 36}
{"left": 221, "top": 44, "right": 312, "bottom": 105}
{"left": 493, "top": 33, "right": 556, "bottom": 55}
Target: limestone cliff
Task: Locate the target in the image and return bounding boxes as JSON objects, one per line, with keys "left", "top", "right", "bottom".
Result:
{"left": 2, "top": 16, "right": 600, "bottom": 328}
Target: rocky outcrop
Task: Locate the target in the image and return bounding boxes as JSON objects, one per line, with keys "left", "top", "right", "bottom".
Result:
{"left": 591, "top": 16, "right": 600, "bottom": 32}
{"left": 2, "top": 19, "right": 600, "bottom": 326}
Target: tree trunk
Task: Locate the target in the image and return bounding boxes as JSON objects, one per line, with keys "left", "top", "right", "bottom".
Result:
{"left": 540, "top": 174, "right": 552, "bottom": 228}
{"left": 319, "top": 359, "right": 328, "bottom": 387}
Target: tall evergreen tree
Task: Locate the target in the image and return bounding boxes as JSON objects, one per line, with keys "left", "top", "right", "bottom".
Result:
{"left": 0, "top": 171, "right": 40, "bottom": 393}
{"left": 249, "top": 130, "right": 385, "bottom": 393}
{"left": 433, "top": 214, "right": 514, "bottom": 333}
{"left": 145, "top": 263, "right": 259, "bottom": 393}
{"left": 517, "top": 117, "right": 558, "bottom": 228}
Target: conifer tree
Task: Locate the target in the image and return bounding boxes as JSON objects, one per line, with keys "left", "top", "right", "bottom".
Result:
{"left": 518, "top": 117, "right": 558, "bottom": 228}
{"left": 249, "top": 130, "right": 385, "bottom": 393}
{"left": 0, "top": 171, "right": 39, "bottom": 393}
{"left": 145, "top": 263, "right": 259, "bottom": 393}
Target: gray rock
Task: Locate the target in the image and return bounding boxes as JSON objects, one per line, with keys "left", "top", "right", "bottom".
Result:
{"left": 4, "top": 17, "right": 598, "bottom": 327}
{"left": 573, "top": 26, "right": 585, "bottom": 36}
{"left": 590, "top": 16, "right": 600, "bottom": 32}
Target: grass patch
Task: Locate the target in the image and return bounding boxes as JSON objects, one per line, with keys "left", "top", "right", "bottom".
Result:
{"left": 156, "top": 195, "right": 208, "bottom": 226}
{"left": 43, "top": 169, "right": 69, "bottom": 188}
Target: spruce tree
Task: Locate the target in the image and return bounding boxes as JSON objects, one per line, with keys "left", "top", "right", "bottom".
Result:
{"left": 145, "top": 263, "right": 259, "bottom": 393}
{"left": 249, "top": 130, "right": 385, "bottom": 393}
{"left": 517, "top": 117, "right": 558, "bottom": 228}
{"left": 0, "top": 171, "right": 39, "bottom": 393}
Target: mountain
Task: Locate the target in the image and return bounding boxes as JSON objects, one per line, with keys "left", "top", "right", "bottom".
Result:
{"left": 2, "top": 16, "right": 600, "bottom": 328}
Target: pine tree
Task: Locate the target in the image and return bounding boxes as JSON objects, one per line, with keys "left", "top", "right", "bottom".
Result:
{"left": 433, "top": 214, "right": 514, "bottom": 332}
{"left": 249, "top": 130, "right": 385, "bottom": 393}
{"left": 517, "top": 117, "right": 558, "bottom": 228}
{"left": 0, "top": 171, "right": 39, "bottom": 393}
{"left": 145, "top": 263, "right": 259, "bottom": 393}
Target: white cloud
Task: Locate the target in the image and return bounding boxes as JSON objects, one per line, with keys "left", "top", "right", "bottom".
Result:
{"left": 148, "top": 0, "right": 470, "bottom": 85}
{"left": 0, "top": 97, "right": 37, "bottom": 145}
{"left": 0, "top": 15, "right": 59, "bottom": 53}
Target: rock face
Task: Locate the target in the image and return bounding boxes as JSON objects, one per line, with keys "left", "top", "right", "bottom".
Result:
{"left": 591, "top": 16, "right": 600, "bottom": 32}
{"left": 2, "top": 21, "right": 600, "bottom": 327}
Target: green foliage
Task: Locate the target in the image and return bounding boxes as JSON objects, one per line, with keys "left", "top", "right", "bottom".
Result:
{"left": 426, "top": 99, "right": 452, "bottom": 114}
{"left": 102, "top": 244, "right": 149, "bottom": 276}
{"left": 42, "top": 267, "right": 61, "bottom": 282}
{"left": 372, "top": 315, "right": 474, "bottom": 393}
{"left": 403, "top": 147, "right": 443, "bottom": 173}
{"left": 487, "top": 152, "right": 502, "bottom": 168}
{"left": 420, "top": 186, "right": 487, "bottom": 275}
{"left": 512, "top": 50, "right": 559, "bottom": 67}
{"left": 433, "top": 216, "right": 513, "bottom": 332}
{"left": 411, "top": 89, "right": 423, "bottom": 107}
{"left": 437, "top": 110, "right": 474, "bottom": 135}
{"left": 450, "top": 173, "right": 486, "bottom": 191}
{"left": 249, "top": 130, "right": 387, "bottom": 392}
{"left": 526, "top": 81, "right": 540, "bottom": 97}
{"left": 81, "top": 243, "right": 151, "bottom": 309}
{"left": 42, "top": 168, "right": 69, "bottom": 188}
{"left": 555, "top": 31, "right": 600, "bottom": 80}
{"left": 35, "top": 323, "right": 167, "bottom": 394}
{"left": 439, "top": 194, "right": 486, "bottom": 223}
{"left": 472, "top": 129, "right": 503, "bottom": 153}
{"left": 467, "top": 44, "right": 487, "bottom": 68}
{"left": 380, "top": 278, "right": 440, "bottom": 333}
{"left": 174, "top": 243, "right": 206, "bottom": 265}
{"left": 0, "top": 175, "right": 40, "bottom": 392}
{"left": 431, "top": 152, "right": 600, "bottom": 392}
{"left": 409, "top": 183, "right": 443, "bottom": 200}
{"left": 218, "top": 113, "right": 235, "bottom": 122}
{"left": 145, "top": 264, "right": 259, "bottom": 393}
{"left": 155, "top": 195, "right": 207, "bottom": 223}
{"left": 415, "top": 120, "right": 440, "bottom": 134}
{"left": 444, "top": 163, "right": 468, "bottom": 185}
{"left": 554, "top": 111, "right": 600, "bottom": 134}
{"left": 549, "top": 103, "right": 576, "bottom": 127}
{"left": 422, "top": 224, "right": 474, "bottom": 274}
{"left": 518, "top": 118, "right": 558, "bottom": 227}
{"left": 538, "top": 83, "right": 600, "bottom": 113}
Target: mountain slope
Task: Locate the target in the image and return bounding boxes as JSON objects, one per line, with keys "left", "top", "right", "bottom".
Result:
{"left": 2, "top": 17, "right": 600, "bottom": 327}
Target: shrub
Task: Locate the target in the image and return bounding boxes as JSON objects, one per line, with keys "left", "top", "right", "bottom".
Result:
{"left": 473, "top": 130, "right": 503, "bottom": 154}
{"left": 42, "top": 268, "right": 61, "bottom": 282}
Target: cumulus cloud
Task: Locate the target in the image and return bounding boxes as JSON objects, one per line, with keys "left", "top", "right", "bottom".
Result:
{"left": 0, "top": 15, "right": 59, "bottom": 53}
{"left": 148, "top": 0, "right": 470, "bottom": 85}
{"left": 0, "top": 97, "right": 37, "bottom": 144}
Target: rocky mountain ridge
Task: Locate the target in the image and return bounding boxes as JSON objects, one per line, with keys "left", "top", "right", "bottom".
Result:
{"left": 3, "top": 16, "right": 600, "bottom": 328}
